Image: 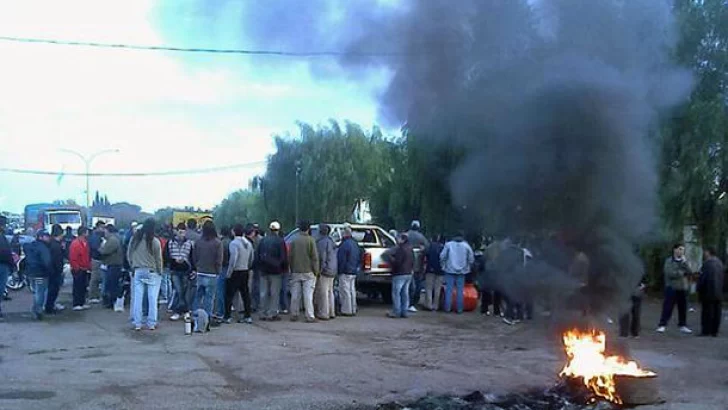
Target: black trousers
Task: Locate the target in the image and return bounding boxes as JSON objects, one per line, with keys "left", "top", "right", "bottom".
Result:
{"left": 225, "top": 270, "right": 251, "bottom": 319}
{"left": 480, "top": 289, "right": 503, "bottom": 315}
{"left": 658, "top": 287, "right": 688, "bottom": 327}
{"left": 45, "top": 270, "right": 63, "bottom": 312}
{"left": 701, "top": 300, "right": 722, "bottom": 336}
{"left": 72, "top": 270, "right": 89, "bottom": 307}
{"left": 619, "top": 296, "right": 642, "bottom": 337}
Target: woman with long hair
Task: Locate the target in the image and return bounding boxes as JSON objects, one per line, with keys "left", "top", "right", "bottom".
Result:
{"left": 193, "top": 220, "right": 223, "bottom": 319}
{"left": 127, "top": 218, "right": 164, "bottom": 331}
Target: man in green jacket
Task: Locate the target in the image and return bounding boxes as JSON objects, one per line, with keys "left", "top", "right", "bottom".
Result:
{"left": 98, "top": 225, "right": 125, "bottom": 311}
{"left": 657, "top": 243, "right": 693, "bottom": 334}
{"left": 288, "top": 221, "right": 320, "bottom": 323}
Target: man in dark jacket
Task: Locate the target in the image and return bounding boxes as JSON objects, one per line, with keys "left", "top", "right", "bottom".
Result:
{"left": 424, "top": 236, "right": 444, "bottom": 311}
{"left": 257, "top": 221, "right": 288, "bottom": 321}
{"left": 26, "top": 230, "right": 53, "bottom": 320}
{"left": 88, "top": 221, "right": 106, "bottom": 304}
{"left": 314, "top": 224, "right": 337, "bottom": 320}
{"left": 0, "top": 216, "right": 14, "bottom": 320}
{"left": 337, "top": 226, "right": 361, "bottom": 316}
{"left": 698, "top": 246, "right": 724, "bottom": 337}
{"left": 98, "top": 225, "right": 124, "bottom": 310}
{"left": 387, "top": 233, "right": 414, "bottom": 318}
{"left": 45, "top": 224, "right": 66, "bottom": 314}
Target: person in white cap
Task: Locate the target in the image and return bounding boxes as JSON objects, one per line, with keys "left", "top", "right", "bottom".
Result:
{"left": 257, "top": 221, "right": 288, "bottom": 321}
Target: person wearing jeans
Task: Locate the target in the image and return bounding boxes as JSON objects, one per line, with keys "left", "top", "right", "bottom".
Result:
{"left": 440, "top": 232, "right": 474, "bottom": 314}
{"left": 98, "top": 225, "right": 125, "bottom": 311}
{"left": 165, "top": 224, "right": 195, "bottom": 321}
{"left": 127, "top": 219, "right": 164, "bottom": 330}
{"left": 194, "top": 221, "right": 224, "bottom": 320}
{"left": 69, "top": 227, "right": 92, "bottom": 310}
{"left": 387, "top": 233, "right": 414, "bottom": 318}
{"left": 24, "top": 230, "right": 53, "bottom": 320}
{"left": 657, "top": 243, "right": 692, "bottom": 334}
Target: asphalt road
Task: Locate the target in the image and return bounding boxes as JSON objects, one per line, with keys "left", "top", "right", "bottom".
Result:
{"left": 0, "top": 280, "right": 726, "bottom": 410}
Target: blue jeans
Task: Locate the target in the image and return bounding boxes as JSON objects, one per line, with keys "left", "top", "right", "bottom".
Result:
{"left": 444, "top": 273, "right": 465, "bottom": 313}
{"left": 32, "top": 277, "right": 49, "bottom": 318}
{"left": 0, "top": 264, "right": 9, "bottom": 314}
{"left": 391, "top": 274, "right": 412, "bottom": 317}
{"left": 159, "top": 271, "right": 171, "bottom": 301}
{"left": 132, "top": 269, "right": 162, "bottom": 328}
{"left": 279, "top": 272, "right": 290, "bottom": 311}
{"left": 195, "top": 274, "right": 218, "bottom": 317}
{"left": 104, "top": 265, "right": 123, "bottom": 305}
{"left": 171, "top": 270, "right": 190, "bottom": 314}
{"left": 214, "top": 273, "right": 226, "bottom": 318}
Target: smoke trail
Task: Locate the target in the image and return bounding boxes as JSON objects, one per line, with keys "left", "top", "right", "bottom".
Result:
{"left": 195, "top": 0, "right": 693, "bottom": 314}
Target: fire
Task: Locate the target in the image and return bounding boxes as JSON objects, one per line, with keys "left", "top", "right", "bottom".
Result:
{"left": 559, "top": 329, "right": 655, "bottom": 404}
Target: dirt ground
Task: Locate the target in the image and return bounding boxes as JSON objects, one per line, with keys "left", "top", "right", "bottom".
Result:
{"left": 0, "top": 281, "right": 725, "bottom": 410}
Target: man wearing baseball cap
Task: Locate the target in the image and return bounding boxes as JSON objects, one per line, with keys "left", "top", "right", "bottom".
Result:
{"left": 256, "top": 221, "right": 288, "bottom": 321}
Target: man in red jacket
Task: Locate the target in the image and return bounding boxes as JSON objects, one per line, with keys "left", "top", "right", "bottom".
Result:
{"left": 69, "top": 227, "right": 92, "bottom": 311}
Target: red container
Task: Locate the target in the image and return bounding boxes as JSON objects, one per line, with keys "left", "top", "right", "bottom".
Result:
{"left": 439, "top": 283, "right": 478, "bottom": 312}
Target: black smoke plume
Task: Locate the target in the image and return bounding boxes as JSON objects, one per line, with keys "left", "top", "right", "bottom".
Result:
{"left": 197, "top": 0, "right": 693, "bottom": 316}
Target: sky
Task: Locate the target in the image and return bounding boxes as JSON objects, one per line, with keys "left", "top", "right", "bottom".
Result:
{"left": 0, "top": 0, "right": 387, "bottom": 214}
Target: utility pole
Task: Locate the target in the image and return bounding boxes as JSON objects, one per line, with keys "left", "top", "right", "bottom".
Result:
{"left": 295, "top": 160, "right": 302, "bottom": 224}
{"left": 59, "top": 149, "right": 120, "bottom": 226}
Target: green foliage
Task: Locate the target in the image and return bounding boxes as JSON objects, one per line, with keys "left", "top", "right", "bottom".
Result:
{"left": 213, "top": 190, "right": 267, "bottom": 229}
{"left": 660, "top": 0, "right": 728, "bottom": 249}
{"left": 259, "top": 121, "right": 391, "bottom": 230}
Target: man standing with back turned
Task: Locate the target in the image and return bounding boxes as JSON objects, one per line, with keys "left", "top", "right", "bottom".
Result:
{"left": 288, "top": 221, "right": 319, "bottom": 323}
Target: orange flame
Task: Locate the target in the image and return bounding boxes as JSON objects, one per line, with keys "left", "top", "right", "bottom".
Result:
{"left": 559, "top": 329, "right": 655, "bottom": 404}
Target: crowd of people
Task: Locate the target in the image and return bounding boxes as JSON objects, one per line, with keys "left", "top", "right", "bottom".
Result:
{"left": 0, "top": 215, "right": 722, "bottom": 338}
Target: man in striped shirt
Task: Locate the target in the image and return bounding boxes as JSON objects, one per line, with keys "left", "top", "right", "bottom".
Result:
{"left": 165, "top": 223, "right": 195, "bottom": 321}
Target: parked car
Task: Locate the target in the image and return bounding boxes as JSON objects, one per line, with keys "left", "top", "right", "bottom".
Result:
{"left": 285, "top": 223, "right": 396, "bottom": 301}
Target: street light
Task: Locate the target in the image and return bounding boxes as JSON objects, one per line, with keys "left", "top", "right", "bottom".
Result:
{"left": 295, "top": 160, "right": 302, "bottom": 224}
{"left": 59, "top": 148, "right": 120, "bottom": 226}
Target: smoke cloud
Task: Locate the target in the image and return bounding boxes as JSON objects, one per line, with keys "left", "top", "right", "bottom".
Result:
{"left": 217, "top": 0, "right": 693, "bottom": 316}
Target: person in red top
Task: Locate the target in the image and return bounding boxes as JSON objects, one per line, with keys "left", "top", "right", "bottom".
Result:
{"left": 69, "top": 226, "right": 92, "bottom": 311}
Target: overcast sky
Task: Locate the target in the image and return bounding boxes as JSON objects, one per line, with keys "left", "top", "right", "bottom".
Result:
{"left": 0, "top": 0, "right": 387, "bottom": 214}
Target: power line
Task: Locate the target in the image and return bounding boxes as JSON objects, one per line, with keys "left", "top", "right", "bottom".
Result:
{"left": 0, "top": 161, "right": 266, "bottom": 177}
{"left": 0, "top": 36, "right": 402, "bottom": 57}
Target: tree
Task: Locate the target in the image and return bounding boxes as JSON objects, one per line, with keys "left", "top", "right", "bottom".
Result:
{"left": 660, "top": 0, "right": 728, "bottom": 249}
{"left": 260, "top": 121, "right": 392, "bottom": 229}
{"left": 213, "top": 190, "right": 267, "bottom": 229}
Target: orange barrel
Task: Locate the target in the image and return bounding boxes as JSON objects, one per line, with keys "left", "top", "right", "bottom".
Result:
{"left": 439, "top": 283, "right": 479, "bottom": 312}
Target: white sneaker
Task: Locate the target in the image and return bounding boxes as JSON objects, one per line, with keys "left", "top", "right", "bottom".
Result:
{"left": 408, "top": 306, "right": 418, "bottom": 313}
{"left": 89, "top": 299, "right": 101, "bottom": 304}
{"left": 158, "top": 299, "right": 168, "bottom": 305}
{"left": 503, "top": 318, "right": 516, "bottom": 326}
{"left": 656, "top": 326, "right": 666, "bottom": 333}
{"left": 55, "top": 303, "right": 66, "bottom": 311}
{"left": 72, "top": 306, "right": 84, "bottom": 311}
{"left": 680, "top": 326, "right": 693, "bottom": 334}
{"left": 170, "top": 313, "right": 181, "bottom": 321}
{"left": 82, "top": 305, "right": 91, "bottom": 310}
{"left": 113, "top": 305, "right": 124, "bottom": 313}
